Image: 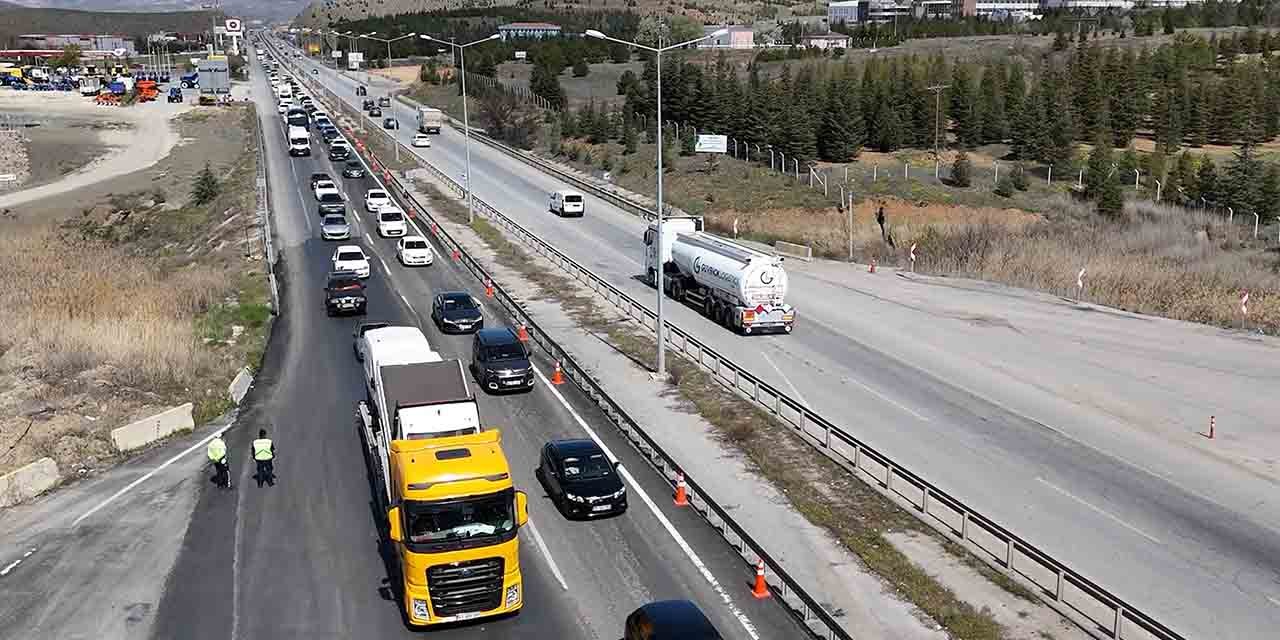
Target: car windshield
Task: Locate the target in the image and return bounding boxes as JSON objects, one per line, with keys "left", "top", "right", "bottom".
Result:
{"left": 329, "top": 278, "right": 361, "bottom": 292}
{"left": 337, "top": 250, "right": 363, "bottom": 261}
{"left": 441, "top": 295, "right": 476, "bottom": 311}
{"left": 323, "top": 216, "right": 346, "bottom": 226}
{"left": 561, "top": 452, "right": 611, "bottom": 480}
{"left": 404, "top": 491, "right": 515, "bottom": 544}
{"left": 368, "top": 191, "right": 386, "bottom": 199}
{"left": 320, "top": 193, "right": 343, "bottom": 203}
{"left": 346, "top": 162, "right": 361, "bottom": 170}
{"left": 564, "top": 194, "right": 583, "bottom": 203}
{"left": 380, "top": 210, "right": 403, "bottom": 221}
{"left": 485, "top": 343, "right": 526, "bottom": 361}
{"left": 404, "top": 239, "right": 428, "bottom": 250}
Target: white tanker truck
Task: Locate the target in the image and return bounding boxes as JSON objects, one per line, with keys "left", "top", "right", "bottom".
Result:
{"left": 643, "top": 216, "right": 795, "bottom": 334}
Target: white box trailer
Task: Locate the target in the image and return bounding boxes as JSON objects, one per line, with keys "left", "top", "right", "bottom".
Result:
{"left": 416, "top": 106, "right": 443, "bottom": 134}
{"left": 643, "top": 216, "right": 795, "bottom": 334}
{"left": 359, "top": 325, "right": 481, "bottom": 441}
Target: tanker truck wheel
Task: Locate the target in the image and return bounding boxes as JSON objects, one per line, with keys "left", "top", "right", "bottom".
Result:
{"left": 670, "top": 280, "right": 684, "bottom": 302}
{"left": 646, "top": 268, "right": 657, "bottom": 288}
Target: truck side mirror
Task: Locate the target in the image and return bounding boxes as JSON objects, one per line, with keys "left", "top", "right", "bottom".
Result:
{"left": 387, "top": 506, "right": 403, "bottom": 542}
{"left": 515, "top": 491, "right": 529, "bottom": 527}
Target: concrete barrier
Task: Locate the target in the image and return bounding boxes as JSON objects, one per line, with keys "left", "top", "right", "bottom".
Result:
{"left": 228, "top": 367, "right": 253, "bottom": 405}
{"left": 774, "top": 240, "right": 813, "bottom": 262}
{"left": 0, "top": 457, "right": 60, "bottom": 508}
{"left": 111, "top": 403, "right": 195, "bottom": 453}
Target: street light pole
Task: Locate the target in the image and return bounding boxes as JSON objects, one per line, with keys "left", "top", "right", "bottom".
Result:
{"left": 421, "top": 33, "right": 501, "bottom": 225}
{"left": 587, "top": 26, "right": 728, "bottom": 380}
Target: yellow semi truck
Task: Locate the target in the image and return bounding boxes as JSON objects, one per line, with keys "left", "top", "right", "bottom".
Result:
{"left": 357, "top": 325, "right": 528, "bottom": 627}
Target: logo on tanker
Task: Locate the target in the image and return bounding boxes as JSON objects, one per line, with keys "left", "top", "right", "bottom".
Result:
{"left": 692, "top": 256, "right": 739, "bottom": 285}
{"left": 759, "top": 270, "right": 774, "bottom": 285}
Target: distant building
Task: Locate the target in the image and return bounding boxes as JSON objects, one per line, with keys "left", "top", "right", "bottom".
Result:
{"left": 497, "top": 23, "right": 563, "bottom": 41}
{"left": 17, "top": 34, "right": 136, "bottom": 55}
{"left": 699, "top": 25, "right": 755, "bottom": 49}
{"left": 827, "top": 0, "right": 914, "bottom": 25}
{"left": 1041, "top": 0, "right": 1134, "bottom": 8}
{"left": 802, "top": 33, "right": 851, "bottom": 49}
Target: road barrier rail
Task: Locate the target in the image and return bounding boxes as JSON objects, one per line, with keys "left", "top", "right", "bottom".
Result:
{"left": 280, "top": 50, "right": 1184, "bottom": 640}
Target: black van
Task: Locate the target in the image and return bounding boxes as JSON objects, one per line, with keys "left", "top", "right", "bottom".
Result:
{"left": 470, "top": 328, "right": 534, "bottom": 393}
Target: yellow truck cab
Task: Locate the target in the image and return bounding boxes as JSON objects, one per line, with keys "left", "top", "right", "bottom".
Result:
{"left": 385, "top": 431, "right": 528, "bottom": 626}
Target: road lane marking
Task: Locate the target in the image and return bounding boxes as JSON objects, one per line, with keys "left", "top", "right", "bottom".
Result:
{"left": 0, "top": 547, "right": 36, "bottom": 577}
{"left": 378, "top": 256, "right": 390, "bottom": 274}
{"left": 524, "top": 519, "right": 569, "bottom": 591}
{"left": 760, "top": 350, "right": 809, "bottom": 408}
{"left": 1037, "top": 477, "right": 1162, "bottom": 545}
{"left": 531, "top": 365, "right": 762, "bottom": 640}
{"left": 842, "top": 374, "right": 930, "bottom": 423}
{"left": 399, "top": 293, "right": 414, "bottom": 313}
{"left": 72, "top": 424, "right": 234, "bottom": 528}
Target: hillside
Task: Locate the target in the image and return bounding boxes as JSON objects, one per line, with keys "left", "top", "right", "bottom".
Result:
{"left": 3, "top": 0, "right": 300, "bottom": 21}
{"left": 0, "top": 6, "right": 218, "bottom": 47}
{"left": 296, "top": 0, "right": 821, "bottom": 29}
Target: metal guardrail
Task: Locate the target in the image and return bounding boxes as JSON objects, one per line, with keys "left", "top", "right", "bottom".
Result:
{"left": 251, "top": 109, "right": 280, "bottom": 316}
{"left": 284, "top": 51, "right": 1185, "bottom": 640}
{"left": 271, "top": 56, "right": 850, "bottom": 640}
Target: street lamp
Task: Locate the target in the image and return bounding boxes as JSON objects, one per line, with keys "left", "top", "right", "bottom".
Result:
{"left": 586, "top": 26, "right": 728, "bottom": 379}
{"left": 420, "top": 33, "right": 500, "bottom": 225}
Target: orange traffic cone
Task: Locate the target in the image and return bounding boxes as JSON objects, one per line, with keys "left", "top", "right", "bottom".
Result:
{"left": 484, "top": 278, "right": 494, "bottom": 298}
{"left": 516, "top": 323, "right": 529, "bottom": 343}
{"left": 751, "top": 560, "right": 771, "bottom": 599}
{"left": 869, "top": 257, "right": 877, "bottom": 273}
{"left": 551, "top": 360, "right": 565, "bottom": 385}
{"left": 673, "top": 472, "right": 688, "bottom": 506}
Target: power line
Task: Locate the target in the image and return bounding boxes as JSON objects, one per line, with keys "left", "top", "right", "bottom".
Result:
{"left": 926, "top": 83, "right": 950, "bottom": 160}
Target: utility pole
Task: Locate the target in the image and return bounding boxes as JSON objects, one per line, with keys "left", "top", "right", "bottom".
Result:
{"left": 926, "top": 84, "right": 950, "bottom": 161}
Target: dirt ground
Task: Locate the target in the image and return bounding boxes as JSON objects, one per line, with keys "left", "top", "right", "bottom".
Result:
{"left": 0, "top": 104, "right": 264, "bottom": 479}
{"left": 370, "top": 65, "right": 418, "bottom": 85}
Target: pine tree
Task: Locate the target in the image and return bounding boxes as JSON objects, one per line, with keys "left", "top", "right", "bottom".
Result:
{"left": 192, "top": 162, "right": 219, "bottom": 205}
{"left": 623, "top": 110, "right": 638, "bottom": 155}
{"left": 1084, "top": 135, "right": 1115, "bottom": 200}
{"left": 819, "top": 80, "right": 858, "bottom": 162}
{"left": 978, "top": 66, "right": 1006, "bottom": 144}
{"left": 1172, "top": 150, "right": 1197, "bottom": 202}
{"left": 1195, "top": 156, "right": 1219, "bottom": 204}
{"left": 950, "top": 63, "right": 980, "bottom": 147}
{"left": 1042, "top": 72, "right": 1076, "bottom": 174}
{"left": 951, "top": 149, "right": 972, "bottom": 187}
{"left": 1053, "top": 28, "right": 1070, "bottom": 51}
{"left": 617, "top": 69, "right": 637, "bottom": 96}
{"left": 1187, "top": 81, "right": 1211, "bottom": 148}
{"left": 1109, "top": 50, "right": 1139, "bottom": 147}
{"left": 1259, "top": 164, "right": 1280, "bottom": 218}
{"left": 680, "top": 125, "right": 696, "bottom": 156}
{"left": 1010, "top": 79, "right": 1044, "bottom": 161}
{"left": 1071, "top": 42, "right": 1104, "bottom": 141}
{"left": 872, "top": 99, "right": 903, "bottom": 152}
{"left": 1224, "top": 136, "right": 1264, "bottom": 213}
{"left": 1097, "top": 172, "right": 1125, "bottom": 218}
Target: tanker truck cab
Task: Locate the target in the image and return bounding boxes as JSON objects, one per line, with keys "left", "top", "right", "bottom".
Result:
{"left": 644, "top": 217, "right": 796, "bottom": 335}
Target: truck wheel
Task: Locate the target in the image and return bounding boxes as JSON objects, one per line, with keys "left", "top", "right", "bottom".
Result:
{"left": 646, "top": 269, "right": 656, "bottom": 287}
{"left": 670, "top": 280, "right": 683, "bottom": 302}
{"left": 703, "top": 297, "right": 715, "bottom": 318}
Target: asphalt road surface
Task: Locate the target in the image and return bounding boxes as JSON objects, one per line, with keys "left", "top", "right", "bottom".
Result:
{"left": 283, "top": 42, "right": 1280, "bottom": 640}
{"left": 145, "top": 52, "right": 806, "bottom": 640}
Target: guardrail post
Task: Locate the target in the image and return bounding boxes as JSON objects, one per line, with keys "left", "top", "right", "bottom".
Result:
{"left": 886, "top": 465, "right": 894, "bottom": 491}
{"left": 961, "top": 510, "right": 969, "bottom": 540}
{"left": 1113, "top": 606, "right": 1125, "bottom": 638}
{"left": 1055, "top": 568, "right": 1064, "bottom": 601}
{"left": 921, "top": 487, "right": 930, "bottom": 514}
{"left": 823, "top": 425, "right": 831, "bottom": 448}
{"left": 1005, "top": 539, "right": 1016, "bottom": 569}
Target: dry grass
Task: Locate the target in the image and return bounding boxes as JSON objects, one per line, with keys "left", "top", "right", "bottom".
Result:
{"left": 0, "top": 107, "right": 270, "bottom": 477}
{"left": 908, "top": 197, "right": 1280, "bottom": 333}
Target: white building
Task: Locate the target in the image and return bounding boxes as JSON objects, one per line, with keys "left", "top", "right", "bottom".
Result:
{"left": 802, "top": 33, "right": 852, "bottom": 49}
{"left": 971, "top": 0, "right": 1041, "bottom": 16}
{"left": 698, "top": 25, "right": 755, "bottom": 49}
{"left": 1040, "top": 0, "right": 1135, "bottom": 9}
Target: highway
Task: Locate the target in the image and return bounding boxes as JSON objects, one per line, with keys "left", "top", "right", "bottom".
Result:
{"left": 143, "top": 51, "right": 806, "bottom": 640}
{"left": 286, "top": 45, "right": 1280, "bottom": 639}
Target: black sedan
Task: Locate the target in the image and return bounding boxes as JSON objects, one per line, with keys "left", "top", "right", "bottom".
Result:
{"left": 309, "top": 172, "right": 332, "bottom": 190}
{"left": 383, "top": 117, "right": 398, "bottom": 130}
{"left": 537, "top": 439, "right": 626, "bottom": 519}
{"left": 341, "top": 161, "right": 365, "bottom": 179}
{"left": 430, "top": 291, "right": 484, "bottom": 333}
{"left": 369, "top": 107, "right": 382, "bottom": 117}
{"left": 328, "top": 145, "right": 350, "bottom": 161}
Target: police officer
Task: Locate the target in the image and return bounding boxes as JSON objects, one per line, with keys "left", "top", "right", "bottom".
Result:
{"left": 207, "top": 434, "right": 230, "bottom": 489}
{"left": 252, "top": 428, "right": 276, "bottom": 488}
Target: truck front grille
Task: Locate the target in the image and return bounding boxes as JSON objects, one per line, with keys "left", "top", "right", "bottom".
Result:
{"left": 426, "top": 557, "right": 504, "bottom": 617}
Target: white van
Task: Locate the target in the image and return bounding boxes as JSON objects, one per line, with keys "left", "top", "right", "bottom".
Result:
{"left": 287, "top": 125, "right": 311, "bottom": 157}
{"left": 376, "top": 205, "right": 408, "bottom": 238}
{"left": 549, "top": 190, "right": 585, "bottom": 217}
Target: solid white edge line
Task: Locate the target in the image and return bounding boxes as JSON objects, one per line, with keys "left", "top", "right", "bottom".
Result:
{"left": 1037, "top": 477, "right": 1162, "bottom": 545}
{"left": 530, "top": 365, "right": 762, "bottom": 640}
{"left": 0, "top": 558, "right": 21, "bottom": 576}
{"left": 72, "top": 424, "right": 234, "bottom": 528}
{"left": 524, "top": 518, "right": 569, "bottom": 591}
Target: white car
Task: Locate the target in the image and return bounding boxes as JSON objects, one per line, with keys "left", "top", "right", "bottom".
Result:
{"left": 397, "top": 235, "right": 434, "bottom": 266}
{"left": 377, "top": 206, "right": 408, "bottom": 237}
{"left": 311, "top": 110, "right": 329, "bottom": 124}
{"left": 276, "top": 100, "right": 291, "bottom": 114}
{"left": 365, "top": 189, "right": 391, "bottom": 213}
{"left": 332, "top": 245, "right": 370, "bottom": 278}
{"left": 412, "top": 133, "right": 431, "bottom": 148}
{"left": 314, "top": 180, "right": 340, "bottom": 200}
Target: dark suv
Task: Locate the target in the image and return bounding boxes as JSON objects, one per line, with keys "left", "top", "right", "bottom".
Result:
{"left": 470, "top": 328, "right": 534, "bottom": 393}
{"left": 325, "top": 270, "right": 367, "bottom": 316}
{"left": 624, "top": 600, "right": 722, "bottom": 640}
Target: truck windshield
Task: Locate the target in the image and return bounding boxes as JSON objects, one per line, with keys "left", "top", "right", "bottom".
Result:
{"left": 405, "top": 490, "right": 515, "bottom": 544}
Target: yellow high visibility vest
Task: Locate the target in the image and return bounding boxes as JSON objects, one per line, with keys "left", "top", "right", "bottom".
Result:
{"left": 207, "top": 438, "right": 227, "bottom": 462}
{"left": 252, "top": 438, "right": 274, "bottom": 461}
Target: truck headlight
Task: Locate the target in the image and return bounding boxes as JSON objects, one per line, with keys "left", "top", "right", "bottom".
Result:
{"left": 412, "top": 598, "right": 429, "bottom": 620}
{"left": 505, "top": 583, "right": 521, "bottom": 607}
